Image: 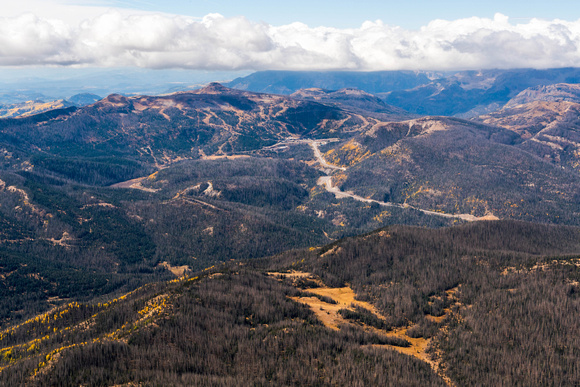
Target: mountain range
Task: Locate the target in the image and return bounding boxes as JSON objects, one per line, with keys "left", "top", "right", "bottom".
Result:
{"left": 0, "top": 69, "right": 579, "bottom": 385}
{"left": 227, "top": 67, "right": 580, "bottom": 116}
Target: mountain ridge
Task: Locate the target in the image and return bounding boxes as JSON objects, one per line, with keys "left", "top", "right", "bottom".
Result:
{"left": 226, "top": 68, "right": 580, "bottom": 116}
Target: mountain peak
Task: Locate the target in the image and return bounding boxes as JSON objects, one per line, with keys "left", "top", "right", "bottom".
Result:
{"left": 94, "top": 93, "right": 130, "bottom": 108}
{"left": 196, "top": 82, "right": 235, "bottom": 94}
{"left": 103, "top": 93, "right": 128, "bottom": 103}
{"left": 290, "top": 88, "right": 331, "bottom": 98}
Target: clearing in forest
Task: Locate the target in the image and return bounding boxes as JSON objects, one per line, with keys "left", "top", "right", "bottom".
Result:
{"left": 271, "top": 271, "right": 457, "bottom": 386}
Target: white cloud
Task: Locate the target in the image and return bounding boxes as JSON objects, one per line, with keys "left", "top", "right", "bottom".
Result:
{"left": 2, "top": 11, "right": 580, "bottom": 70}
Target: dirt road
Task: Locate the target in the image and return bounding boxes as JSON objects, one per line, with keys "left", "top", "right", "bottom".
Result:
{"left": 310, "top": 142, "right": 496, "bottom": 222}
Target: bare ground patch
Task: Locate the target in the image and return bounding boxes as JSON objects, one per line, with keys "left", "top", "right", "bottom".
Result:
{"left": 272, "top": 271, "right": 457, "bottom": 386}
{"left": 110, "top": 176, "right": 159, "bottom": 192}
{"left": 159, "top": 261, "right": 191, "bottom": 278}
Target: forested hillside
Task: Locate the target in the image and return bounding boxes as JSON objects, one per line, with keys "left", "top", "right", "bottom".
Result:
{"left": 0, "top": 221, "right": 577, "bottom": 386}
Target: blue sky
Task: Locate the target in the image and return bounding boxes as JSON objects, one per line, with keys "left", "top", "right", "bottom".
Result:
{"left": 100, "top": 0, "right": 579, "bottom": 29}
{"left": 2, "top": 0, "right": 580, "bottom": 72}
{"left": 7, "top": 0, "right": 580, "bottom": 29}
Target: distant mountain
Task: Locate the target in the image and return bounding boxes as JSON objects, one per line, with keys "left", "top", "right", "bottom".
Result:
{"left": 67, "top": 93, "right": 102, "bottom": 106}
{"left": 475, "top": 98, "right": 580, "bottom": 172}
{"left": 0, "top": 99, "right": 75, "bottom": 119}
{"left": 226, "top": 70, "right": 432, "bottom": 95}
{"left": 0, "top": 91, "right": 49, "bottom": 105}
{"left": 0, "top": 94, "right": 101, "bottom": 119}
{"left": 504, "top": 83, "right": 580, "bottom": 107}
{"left": 226, "top": 68, "right": 580, "bottom": 117}
{"left": 382, "top": 68, "right": 580, "bottom": 116}
{"left": 0, "top": 68, "right": 250, "bottom": 103}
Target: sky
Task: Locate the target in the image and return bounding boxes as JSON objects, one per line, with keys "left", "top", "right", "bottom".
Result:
{"left": 3, "top": 0, "right": 580, "bottom": 73}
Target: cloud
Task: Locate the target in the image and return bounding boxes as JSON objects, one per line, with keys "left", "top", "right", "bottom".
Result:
{"left": 2, "top": 11, "right": 580, "bottom": 70}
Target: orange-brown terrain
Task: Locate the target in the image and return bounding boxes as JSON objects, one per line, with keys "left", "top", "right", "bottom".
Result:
{"left": 272, "top": 271, "right": 459, "bottom": 385}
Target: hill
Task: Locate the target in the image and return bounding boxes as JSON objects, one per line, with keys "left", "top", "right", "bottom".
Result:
{"left": 0, "top": 83, "right": 382, "bottom": 170}
{"left": 290, "top": 87, "right": 414, "bottom": 120}
{"left": 309, "top": 116, "right": 580, "bottom": 224}
{"left": 504, "top": 83, "right": 580, "bottom": 107}
{"left": 475, "top": 93, "right": 580, "bottom": 173}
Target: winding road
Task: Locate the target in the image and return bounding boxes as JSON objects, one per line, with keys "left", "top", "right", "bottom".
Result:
{"left": 113, "top": 137, "right": 498, "bottom": 222}
{"left": 307, "top": 141, "right": 497, "bottom": 222}
{"left": 307, "top": 141, "right": 346, "bottom": 173}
